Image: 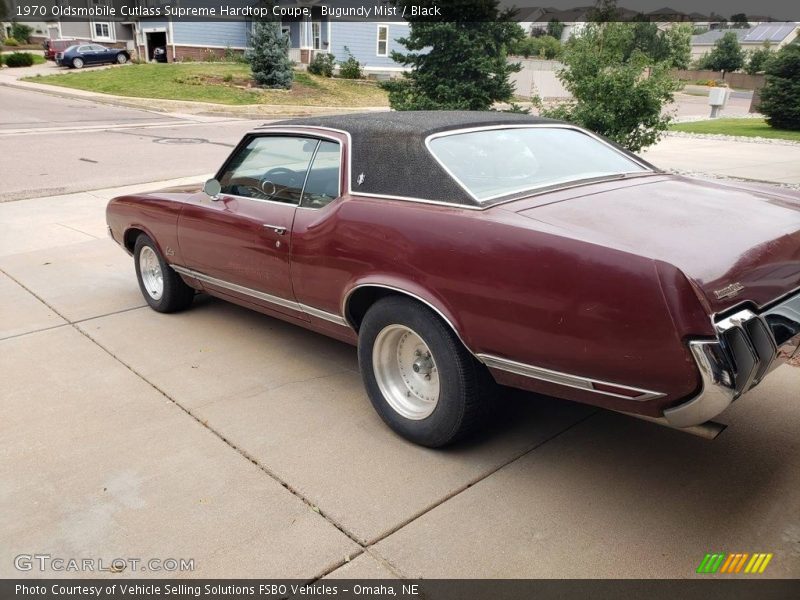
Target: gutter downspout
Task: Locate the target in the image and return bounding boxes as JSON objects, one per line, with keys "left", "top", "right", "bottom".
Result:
{"left": 168, "top": 17, "right": 176, "bottom": 62}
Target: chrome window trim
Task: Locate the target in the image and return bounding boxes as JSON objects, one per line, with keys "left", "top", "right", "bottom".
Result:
{"left": 477, "top": 353, "right": 666, "bottom": 402}
{"left": 254, "top": 125, "right": 351, "bottom": 196}
{"left": 299, "top": 139, "right": 344, "bottom": 210}
{"left": 424, "top": 124, "right": 654, "bottom": 205}
{"left": 351, "top": 191, "right": 484, "bottom": 211}
{"left": 218, "top": 130, "right": 343, "bottom": 207}
{"left": 171, "top": 265, "right": 347, "bottom": 326}
{"left": 250, "top": 124, "right": 658, "bottom": 211}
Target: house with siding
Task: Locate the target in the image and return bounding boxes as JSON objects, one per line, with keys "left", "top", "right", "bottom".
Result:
{"left": 41, "top": 0, "right": 410, "bottom": 74}
{"left": 136, "top": 16, "right": 409, "bottom": 75}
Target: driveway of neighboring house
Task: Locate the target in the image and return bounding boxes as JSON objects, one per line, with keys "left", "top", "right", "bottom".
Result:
{"left": 1, "top": 88, "right": 799, "bottom": 580}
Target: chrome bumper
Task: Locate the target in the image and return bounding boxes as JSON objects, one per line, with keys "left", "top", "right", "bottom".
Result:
{"left": 664, "top": 291, "right": 800, "bottom": 428}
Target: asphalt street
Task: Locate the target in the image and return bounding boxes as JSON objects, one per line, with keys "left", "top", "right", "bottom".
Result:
{"left": 0, "top": 86, "right": 266, "bottom": 202}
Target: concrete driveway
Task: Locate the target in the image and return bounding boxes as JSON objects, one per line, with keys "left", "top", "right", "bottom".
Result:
{"left": 1, "top": 177, "right": 799, "bottom": 580}
{"left": 1, "top": 85, "right": 800, "bottom": 579}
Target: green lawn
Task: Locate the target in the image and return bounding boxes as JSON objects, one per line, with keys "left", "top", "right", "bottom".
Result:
{"left": 670, "top": 118, "right": 800, "bottom": 142}
{"left": 23, "top": 63, "right": 389, "bottom": 106}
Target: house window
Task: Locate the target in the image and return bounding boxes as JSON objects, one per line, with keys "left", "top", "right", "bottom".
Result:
{"left": 312, "top": 22, "right": 321, "bottom": 50}
{"left": 377, "top": 25, "right": 389, "bottom": 57}
{"left": 93, "top": 22, "right": 112, "bottom": 40}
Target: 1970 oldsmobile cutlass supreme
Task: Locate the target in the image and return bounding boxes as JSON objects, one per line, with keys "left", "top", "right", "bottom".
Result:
{"left": 107, "top": 111, "right": 800, "bottom": 447}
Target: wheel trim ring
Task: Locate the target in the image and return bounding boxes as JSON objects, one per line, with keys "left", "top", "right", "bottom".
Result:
{"left": 372, "top": 324, "right": 440, "bottom": 420}
{"left": 139, "top": 246, "right": 164, "bottom": 301}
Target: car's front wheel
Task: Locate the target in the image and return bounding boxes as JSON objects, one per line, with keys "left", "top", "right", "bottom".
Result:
{"left": 116, "top": 53, "right": 128, "bottom": 64}
{"left": 358, "top": 296, "right": 495, "bottom": 447}
{"left": 133, "top": 234, "right": 195, "bottom": 313}
{"left": 71, "top": 57, "right": 84, "bottom": 69}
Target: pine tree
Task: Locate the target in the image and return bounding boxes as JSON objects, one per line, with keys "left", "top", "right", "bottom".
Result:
{"left": 383, "top": 1, "right": 523, "bottom": 111}
{"left": 247, "top": 20, "right": 293, "bottom": 90}
{"left": 759, "top": 44, "right": 800, "bottom": 130}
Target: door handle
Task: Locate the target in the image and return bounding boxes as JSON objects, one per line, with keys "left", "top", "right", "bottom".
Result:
{"left": 262, "top": 224, "right": 287, "bottom": 235}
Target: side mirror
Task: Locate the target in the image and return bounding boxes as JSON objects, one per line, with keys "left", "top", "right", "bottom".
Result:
{"left": 203, "top": 178, "right": 222, "bottom": 200}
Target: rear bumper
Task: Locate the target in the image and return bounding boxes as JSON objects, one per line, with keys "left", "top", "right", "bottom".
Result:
{"left": 665, "top": 290, "right": 800, "bottom": 427}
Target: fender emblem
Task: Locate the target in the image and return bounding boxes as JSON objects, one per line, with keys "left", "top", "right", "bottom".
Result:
{"left": 714, "top": 282, "right": 744, "bottom": 300}
{"left": 165, "top": 247, "right": 175, "bottom": 257}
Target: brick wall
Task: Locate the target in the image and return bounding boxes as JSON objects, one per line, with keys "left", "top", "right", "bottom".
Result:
{"left": 172, "top": 46, "right": 245, "bottom": 63}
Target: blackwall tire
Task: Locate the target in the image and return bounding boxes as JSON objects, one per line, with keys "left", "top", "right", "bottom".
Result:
{"left": 133, "top": 234, "right": 195, "bottom": 313}
{"left": 358, "top": 296, "right": 495, "bottom": 447}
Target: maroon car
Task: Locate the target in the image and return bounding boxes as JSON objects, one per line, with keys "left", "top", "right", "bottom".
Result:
{"left": 106, "top": 112, "right": 800, "bottom": 447}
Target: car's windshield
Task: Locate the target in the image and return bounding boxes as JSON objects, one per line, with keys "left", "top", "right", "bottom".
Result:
{"left": 428, "top": 127, "right": 649, "bottom": 202}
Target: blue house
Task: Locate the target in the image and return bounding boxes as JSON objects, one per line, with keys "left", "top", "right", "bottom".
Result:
{"left": 135, "top": 1, "right": 410, "bottom": 76}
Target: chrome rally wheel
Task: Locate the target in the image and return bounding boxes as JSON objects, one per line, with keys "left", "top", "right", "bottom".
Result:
{"left": 358, "top": 296, "right": 495, "bottom": 447}
{"left": 138, "top": 245, "right": 164, "bottom": 301}
{"left": 373, "top": 324, "right": 440, "bottom": 420}
{"left": 133, "top": 234, "right": 195, "bottom": 313}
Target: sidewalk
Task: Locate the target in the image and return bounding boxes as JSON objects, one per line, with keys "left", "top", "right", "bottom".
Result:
{"left": 642, "top": 135, "right": 800, "bottom": 185}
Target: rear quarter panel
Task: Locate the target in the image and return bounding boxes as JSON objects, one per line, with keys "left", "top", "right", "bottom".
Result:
{"left": 291, "top": 195, "right": 704, "bottom": 416}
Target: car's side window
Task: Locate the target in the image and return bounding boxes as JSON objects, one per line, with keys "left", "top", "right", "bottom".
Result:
{"left": 218, "top": 136, "right": 318, "bottom": 205}
{"left": 301, "top": 141, "right": 341, "bottom": 209}
{"left": 90, "top": 45, "right": 106, "bottom": 52}
{"left": 77, "top": 46, "right": 91, "bottom": 53}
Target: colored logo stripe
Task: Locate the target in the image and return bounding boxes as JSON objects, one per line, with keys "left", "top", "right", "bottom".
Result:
{"left": 697, "top": 553, "right": 773, "bottom": 574}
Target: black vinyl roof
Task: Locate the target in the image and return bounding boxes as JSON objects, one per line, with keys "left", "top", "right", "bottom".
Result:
{"left": 273, "top": 111, "right": 565, "bottom": 206}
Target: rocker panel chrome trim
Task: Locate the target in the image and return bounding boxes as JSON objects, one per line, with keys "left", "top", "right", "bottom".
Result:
{"left": 477, "top": 353, "right": 666, "bottom": 401}
{"left": 172, "top": 265, "right": 347, "bottom": 326}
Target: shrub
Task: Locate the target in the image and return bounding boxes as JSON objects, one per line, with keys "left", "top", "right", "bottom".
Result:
{"left": 511, "top": 35, "right": 562, "bottom": 59}
{"left": 202, "top": 49, "right": 221, "bottom": 62}
{"left": 308, "top": 52, "right": 335, "bottom": 77}
{"left": 745, "top": 44, "right": 773, "bottom": 75}
{"left": 11, "top": 23, "right": 33, "bottom": 44}
{"left": 4, "top": 52, "right": 35, "bottom": 68}
{"left": 759, "top": 44, "right": 800, "bottom": 130}
{"left": 4, "top": 37, "right": 19, "bottom": 46}
{"left": 338, "top": 46, "right": 362, "bottom": 79}
{"left": 542, "top": 22, "right": 680, "bottom": 152}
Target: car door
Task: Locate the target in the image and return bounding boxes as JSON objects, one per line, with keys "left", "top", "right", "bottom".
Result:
{"left": 75, "top": 45, "right": 92, "bottom": 64}
{"left": 177, "top": 134, "right": 319, "bottom": 317}
{"left": 92, "top": 45, "right": 111, "bottom": 63}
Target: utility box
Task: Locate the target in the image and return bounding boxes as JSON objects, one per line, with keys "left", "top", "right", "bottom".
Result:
{"left": 708, "top": 87, "right": 730, "bottom": 118}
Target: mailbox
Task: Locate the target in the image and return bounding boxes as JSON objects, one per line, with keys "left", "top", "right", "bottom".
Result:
{"left": 708, "top": 87, "right": 730, "bottom": 118}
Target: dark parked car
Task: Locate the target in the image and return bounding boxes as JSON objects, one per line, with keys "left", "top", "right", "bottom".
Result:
{"left": 106, "top": 112, "right": 800, "bottom": 447}
{"left": 43, "top": 38, "right": 83, "bottom": 61}
{"left": 56, "top": 43, "right": 129, "bottom": 69}
{"left": 153, "top": 46, "right": 168, "bottom": 63}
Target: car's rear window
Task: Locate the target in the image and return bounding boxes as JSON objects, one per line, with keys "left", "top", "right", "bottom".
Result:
{"left": 428, "top": 127, "right": 648, "bottom": 202}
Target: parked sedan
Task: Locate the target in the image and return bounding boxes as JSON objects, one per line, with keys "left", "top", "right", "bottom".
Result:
{"left": 56, "top": 43, "right": 129, "bottom": 68}
{"left": 106, "top": 112, "right": 800, "bottom": 447}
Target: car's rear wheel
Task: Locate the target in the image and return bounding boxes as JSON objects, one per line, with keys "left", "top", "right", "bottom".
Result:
{"left": 116, "top": 53, "right": 127, "bottom": 64}
{"left": 133, "top": 234, "right": 195, "bottom": 313}
{"left": 358, "top": 296, "right": 495, "bottom": 447}
{"left": 71, "top": 57, "right": 84, "bottom": 69}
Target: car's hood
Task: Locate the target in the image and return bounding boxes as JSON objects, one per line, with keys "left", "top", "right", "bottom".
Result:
{"left": 509, "top": 175, "right": 800, "bottom": 313}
